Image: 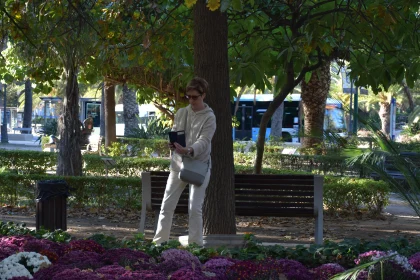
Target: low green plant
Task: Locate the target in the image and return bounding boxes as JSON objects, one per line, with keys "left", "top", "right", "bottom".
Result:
{"left": 132, "top": 118, "right": 171, "bottom": 139}
{"left": 324, "top": 177, "right": 390, "bottom": 216}
{"left": 347, "top": 118, "right": 420, "bottom": 218}
{"left": 104, "top": 142, "right": 129, "bottom": 157}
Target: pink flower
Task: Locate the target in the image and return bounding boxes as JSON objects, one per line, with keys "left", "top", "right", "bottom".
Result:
{"left": 312, "top": 263, "right": 346, "bottom": 280}
{"left": 408, "top": 252, "right": 420, "bottom": 270}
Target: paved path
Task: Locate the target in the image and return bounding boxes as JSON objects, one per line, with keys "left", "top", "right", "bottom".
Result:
{"left": 0, "top": 137, "right": 42, "bottom": 151}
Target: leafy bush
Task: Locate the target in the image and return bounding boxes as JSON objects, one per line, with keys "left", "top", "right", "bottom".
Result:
{"left": 131, "top": 118, "right": 171, "bottom": 139}
{"left": 0, "top": 173, "right": 141, "bottom": 210}
{"left": 324, "top": 177, "right": 390, "bottom": 215}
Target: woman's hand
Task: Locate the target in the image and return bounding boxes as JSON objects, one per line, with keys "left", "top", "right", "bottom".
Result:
{"left": 173, "top": 142, "right": 189, "bottom": 155}
{"left": 168, "top": 142, "right": 175, "bottom": 151}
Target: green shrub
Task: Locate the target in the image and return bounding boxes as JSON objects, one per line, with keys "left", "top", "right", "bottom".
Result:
{"left": 324, "top": 177, "right": 390, "bottom": 215}
{"left": 0, "top": 173, "right": 141, "bottom": 210}
{"left": 0, "top": 149, "right": 57, "bottom": 174}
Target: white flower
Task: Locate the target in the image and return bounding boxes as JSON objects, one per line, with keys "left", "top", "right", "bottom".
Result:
{"left": 0, "top": 251, "right": 51, "bottom": 276}
{"left": 369, "top": 250, "right": 418, "bottom": 274}
{"left": 0, "top": 262, "right": 33, "bottom": 280}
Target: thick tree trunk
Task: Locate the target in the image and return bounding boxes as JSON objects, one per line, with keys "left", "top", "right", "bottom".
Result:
{"left": 379, "top": 102, "right": 391, "bottom": 136}
{"left": 22, "top": 79, "right": 32, "bottom": 134}
{"left": 123, "top": 84, "right": 139, "bottom": 137}
{"left": 301, "top": 62, "right": 331, "bottom": 151}
{"left": 194, "top": 0, "right": 236, "bottom": 235}
{"left": 104, "top": 82, "right": 116, "bottom": 147}
{"left": 57, "top": 65, "right": 82, "bottom": 176}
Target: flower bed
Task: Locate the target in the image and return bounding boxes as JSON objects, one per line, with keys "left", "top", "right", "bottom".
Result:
{"left": 1, "top": 222, "right": 420, "bottom": 279}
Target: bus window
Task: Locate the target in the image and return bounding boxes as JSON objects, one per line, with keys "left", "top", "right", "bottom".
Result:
{"left": 116, "top": 112, "right": 124, "bottom": 124}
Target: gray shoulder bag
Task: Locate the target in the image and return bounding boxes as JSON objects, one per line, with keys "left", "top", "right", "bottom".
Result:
{"left": 178, "top": 109, "right": 209, "bottom": 186}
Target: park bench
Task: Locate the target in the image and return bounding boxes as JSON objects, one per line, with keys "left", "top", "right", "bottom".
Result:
{"left": 12, "top": 127, "right": 32, "bottom": 134}
{"left": 371, "top": 152, "right": 420, "bottom": 182}
{"left": 81, "top": 135, "right": 103, "bottom": 155}
{"left": 139, "top": 171, "right": 324, "bottom": 244}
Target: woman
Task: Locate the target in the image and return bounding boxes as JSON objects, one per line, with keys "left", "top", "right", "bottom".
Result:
{"left": 153, "top": 77, "right": 216, "bottom": 246}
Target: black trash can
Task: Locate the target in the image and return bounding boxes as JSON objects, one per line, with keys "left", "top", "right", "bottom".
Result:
{"left": 36, "top": 180, "right": 70, "bottom": 231}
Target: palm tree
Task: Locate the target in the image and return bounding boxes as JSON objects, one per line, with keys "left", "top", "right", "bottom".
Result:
{"left": 358, "top": 85, "right": 404, "bottom": 137}
{"left": 301, "top": 61, "right": 331, "bottom": 150}
{"left": 122, "top": 84, "right": 139, "bottom": 137}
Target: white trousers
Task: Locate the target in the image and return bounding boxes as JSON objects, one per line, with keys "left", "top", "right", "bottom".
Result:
{"left": 153, "top": 169, "right": 211, "bottom": 246}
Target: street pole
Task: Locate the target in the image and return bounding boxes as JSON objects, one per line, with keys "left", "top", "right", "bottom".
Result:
{"left": 352, "top": 86, "right": 359, "bottom": 135}
{"left": 1, "top": 84, "right": 8, "bottom": 143}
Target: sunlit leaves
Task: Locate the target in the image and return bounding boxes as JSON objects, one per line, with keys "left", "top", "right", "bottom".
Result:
{"left": 185, "top": 0, "right": 197, "bottom": 8}
{"left": 206, "top": 0, "right": 220, "bottom": 11}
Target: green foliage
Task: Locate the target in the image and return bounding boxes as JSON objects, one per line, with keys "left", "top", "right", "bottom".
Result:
{"left": 117, "top": 138, "right": 170, "bottom": 157}
{"left": 131, "top": 118, "right": 171, "bottom": 140}
{"left": 324, "top": 177, "right": 390, "bottom": 215}
{"left": 0, "top": 173, "right": 142, "bottom": 210}
{"left": 401, "top": 122, "right": 420, "bottom": 137}
{"left": 104, "top": 142, "right": 130, "bottom": 157}
{"left": 0, "top": 221, "right": 71, "bottom": 243}
{"left": 39, "top": 119, "right": 58, "bottom": 136}
{"left": 0, "top": 150, "right": 57, "bottom": 174}
{"left": 87, "top": 233, "right": 121, "bottom": 249}
{"left": 347, "top": 118, "right": 420, "bottom": 218}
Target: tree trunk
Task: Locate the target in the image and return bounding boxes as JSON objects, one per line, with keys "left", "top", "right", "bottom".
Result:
{"left": 22, "top": 79, "right": 32, "bottom": 134}
{"left": 104, "top": 82, "right": 116, "bottom": 148}
{"left": 233, "top": 86, "right": 246, "bottom": 116}
{"left": 402, "top": 79, "right": 415, "bottom": 112}
{"left": 100, "top": 83, "right": 105, "bottom": 137}
{"left": 123, "top": 84, "right": 140, "bottom": 137}
{"left": 254, "top": 69, "right": 297, "bottom": 174}
{"left": 194, "top": 0, "right": 236, "bottom": 235}
{"left": 270, "top": 102, "right": 284, "bottom": 140}
{"left": 379, "top": 102, "right": 391, "bottom": 136}
{"left": 57, "top": 64, "right": 82, "bottom": 176}
{"left": 301, "top": 62, "right": 331, "bottom": 151}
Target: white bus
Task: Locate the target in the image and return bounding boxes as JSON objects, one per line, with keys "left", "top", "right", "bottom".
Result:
{"left": 115, "top": 104, "right": 157, "bottom": 136}
{"left": 233, "top": 94, "right": 347, "bottom": 142}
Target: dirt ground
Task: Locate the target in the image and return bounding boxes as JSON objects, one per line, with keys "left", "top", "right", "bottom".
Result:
{"left": 1, "top": 194, "right": 419, "bottom": 245}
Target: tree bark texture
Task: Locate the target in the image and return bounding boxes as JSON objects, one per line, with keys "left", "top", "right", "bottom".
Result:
{"left": 100, "top": 84, "right": 105, "bottom": 137}
{"left": 402, "top": 79, "right": 415, "bottom": 112}
{"left": 379, "top": 102, "right": 391, "bottom": 136}
{"left": 123, "top": 84, "right": 140, "bottom": 137}
{"left": 254, "top": 75, "right": 296, "bottom": 174}
{"left": 301, "top": 62, "right": 331, "bottom": 150}
{"left": 23, "top": 79, "right": 32, "bottom": 134}
{"left": 270, "top": 102, "right": 284, "bottom": 140}
{"left": 194, "top": 0, "right": 236, "bottom": 235}
{"left": 57, "top": 64, "right": 82, "bottom": 176}
{"left": 104, "top": 82, "right": 116, "bottom": 148}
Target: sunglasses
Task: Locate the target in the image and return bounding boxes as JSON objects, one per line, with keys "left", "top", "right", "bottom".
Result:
{"left": 185, "top": 94, "right": 202, "bottom": 100}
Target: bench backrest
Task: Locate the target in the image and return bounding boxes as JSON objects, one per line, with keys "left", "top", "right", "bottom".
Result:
{"left": 144, "top": 171, "right": 323, "bottom": 218}
{"left": 383, "top": 152, "right": 420, "bottom": 173}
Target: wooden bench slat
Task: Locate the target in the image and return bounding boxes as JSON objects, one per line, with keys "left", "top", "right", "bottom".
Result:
{"left": 235, "top": 195, "right": 313, "bottom": 202}
{"left": 235, "top": 184, "right": 315, "bottom": 191}
{"left": 235, "top": 179, "right": 314, "bottom": 185}
{"left": 236, "top": 201, "right": 314, "bottom": 207}
{"left": 235, "top": 190, "right": 314, "bottom": 196}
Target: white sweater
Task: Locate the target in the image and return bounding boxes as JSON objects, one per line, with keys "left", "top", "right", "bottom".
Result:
{"left": 170, "top": 104, "right": 216, "bottom": 172}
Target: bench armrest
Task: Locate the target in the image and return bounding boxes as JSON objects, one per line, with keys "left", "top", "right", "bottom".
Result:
{"left": 139, "top": 172, "right": 153, "bottom": 233}
{"left": 314, "top": 175, "right": 324, "bottom": 245}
